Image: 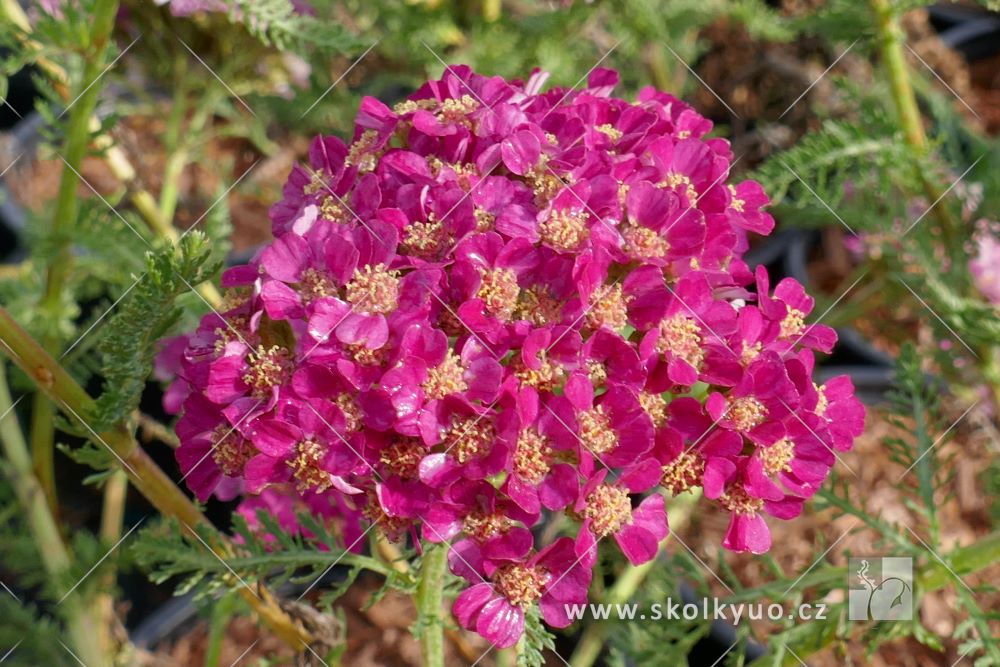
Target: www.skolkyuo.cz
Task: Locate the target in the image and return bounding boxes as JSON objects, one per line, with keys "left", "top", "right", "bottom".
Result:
{"left": 564, "top": 599, "right": 829, "bottom": 624}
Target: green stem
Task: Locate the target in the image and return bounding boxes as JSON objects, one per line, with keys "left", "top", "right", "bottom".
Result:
{"left": 159, "top": 53, "right": 190, "bottom": 226}
{"left": 417, "top": 542, "right": 449, "bottom": 667}
{"left": 918, "top": 529, "right": 1000, "bottom": 591}
{"left": 29, "top": 396, "right": 57, "bottom": 516}
{"left": 482, "top": 0, "right": 501, "bottom": 21}
{"left": 97, "top": 470, "right": 128, "bottom": 656}
{"left": 0, "top": 366, "right": 112, "bottom": 667}
{"left": 495, "top": 647, "right": 517, "bottom": 667}
{"left": 870, "top": 0, "right": 960, "bottom": 248}
{"left": 32, "top": 0, "right": 121, "bottom": 518}
{"left": 0, "top": 306, "right": 314, "bottom": 649}
{"left": 980, "top": 348, "right": 1000, "bottom": 414}
{"left": 205, "top": 592, "right": 238, "bottom": 667}
{"left": 40, "top": 0, "right": 120, "bottom": 315}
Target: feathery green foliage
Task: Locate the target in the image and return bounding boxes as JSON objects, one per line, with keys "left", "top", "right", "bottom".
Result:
{"left": 90, "top": 233, "right": 217, "bottom": 431}
{"left": 231, "top": 0, "right": 362, "bottom": 54}
{"left": 883, "top": 345, "right": 950, "bottom": 540}
{"left": 518, "top": 606, "right": 558, "bottom": 667}
{"left": 132, "top": 513, "right": 412, "bottom": 602}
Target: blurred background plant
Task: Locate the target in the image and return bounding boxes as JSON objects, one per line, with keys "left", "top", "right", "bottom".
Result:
{"left": 0, "top": 0, "right": 999, "bottom": 665}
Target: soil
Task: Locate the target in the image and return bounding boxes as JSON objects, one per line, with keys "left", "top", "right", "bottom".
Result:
{"left": 968, "top": 52, "right": 1000, "bottom": 135}
{"left": 692, "top": 18, "right": 870, "bottom": 168}
{"left": 692, "top": 7, "right": 986, "bottom": 171}
{"left": 0, "top": 111, "right": 308, "bottom": 254}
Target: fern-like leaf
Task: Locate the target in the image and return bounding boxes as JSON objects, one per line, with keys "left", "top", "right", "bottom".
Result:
{"left": 91, "top": 233, "right": 217, "bottom": 431}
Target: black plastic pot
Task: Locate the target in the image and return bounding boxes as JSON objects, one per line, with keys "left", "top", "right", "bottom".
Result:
{"left": 680, "top": 582, "right": 770, "bottom": 666}
{"left": 744, "top": 228, "right": 798, "bottom": 272}
{"left": 929, "top": 4, "right": 1000, "bottom": 61}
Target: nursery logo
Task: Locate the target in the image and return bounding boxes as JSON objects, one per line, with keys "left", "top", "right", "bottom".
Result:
{"left": 848, "top": 557, "right": 913, "bottom": 621}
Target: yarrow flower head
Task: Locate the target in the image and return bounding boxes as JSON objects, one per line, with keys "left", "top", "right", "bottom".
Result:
{"left": 160, "top": 65, "right": 865, "bottom": 648}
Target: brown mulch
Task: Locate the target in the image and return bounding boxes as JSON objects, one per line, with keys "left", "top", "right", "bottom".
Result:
{"left": 0, "top": 111, "right": 306, "bottom": 254}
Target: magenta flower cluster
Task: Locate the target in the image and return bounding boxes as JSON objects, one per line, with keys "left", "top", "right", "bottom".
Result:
{"left": 159, "top": 66, "right": 864, "bottom": 647}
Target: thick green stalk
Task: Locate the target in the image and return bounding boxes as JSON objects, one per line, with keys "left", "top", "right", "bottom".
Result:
{"left": 32, "top": 0, "right": 121, "bottom": 517}
{"left": 0, "top": 306, "right": 314, "bottom": 649}
{"left": 0, "top": 367, "right": 112, "bottom": 667}
{"left": 159, "top": 53, "right": 191, "bottom": 227}
{"left": 417, "top": 542, "right": 449, "bottom": 667}
{"left": 871, "top": 0, "right": 1000, "bottom": 412}
{"left": 97, "top": 470, "right": 128, "bottom": 657}
{"left": 29, "top": 397, "right": 57, "bottom": 515}
{"left": 918, "top": 530, "right": 1000, "bottom": 591}
{"left": 870, "top": 0, "right": 960, "bottom": 247}
{"left": 204, "top": 592, "right": 238, "bottom": 667}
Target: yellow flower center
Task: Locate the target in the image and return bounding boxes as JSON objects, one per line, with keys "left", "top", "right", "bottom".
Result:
{"left": 438, "top": 95, "right": 480, "bottom": 123}
{"left": 579, "top": 406, "right": 616, "bottom": 454}
{"left": 335, "top": 393, "right": 362, "bottom": 432}
{"left": 288, "top": 439, "right": 333, "bottom": 493}
{"left": 656, "top": 314, "right": 705, "bottom": 369}
{"left": 727, "top": 396, "right": 767, "bottom": 432}
{"left": 728, "top": 185, "right": 745, "bottom": 212}
{"left": 622, "top": 225, "right": 669, "bottom": 260}
{"left": 303, "top": 169, "right": 331, "bottom": 195}
{"left": 210, "top": 425, "right": 256, "bottom": 476}
{"left": 444, "top": 416, "right": 496, "bottom": 464}
{"left": 345, "top": 342, "right": 389, "bottom": 366}
{"left": 379, "top": 437, "right": 425, "bottom": 479}
{"left": 638, "top": 391, "right": 668, "bottom": 427}
{"left": 298, "top": 268, "right": 337, "bottom": 305}
{"left": 422, "top": 351, "right": 468, "bottom": 400}
{"left": 345, "top": 130, "right": 381, "bottom": 173}
{"left": 242, "top": 345, "right": 293, "bottom": 398}
{"left": 658, "top": 171, "right": 697, "bottom": 201}
{"left": 595, "top": 123, "right": 623, "bottom": 141}
{"left": 587, "top": 360, "right": 608, "bottom": 388}
{"left": 515, "top": 286, "right": 563, "bottom": 326}
{"left": 477, "top": 268, "right": 520, "bottom": 321}
{"left": 815, "top": 384, "right": 829, "bottom": 417}
{"left": 661, "top": 451, "right": 705, "bottom": 495}
{"left": 344, "top": 263, "right": 400, "bottom": 314}
{"left": 585, "top": 284, "right": 629, "bottom": 331}
{"left": 780, "top": 307, "right": 806, "bottom": 339}
{"left": 493, "top": 563, "right": 550, "bottom": 607}
{"left": 719, "top": 485, "right": 764, "bottom": 516}
{"left": 320, "top": 196, "right": 349, "bottom": 223}
{"left": 584, "top": 484, "right": 632, "bottom": 537}
{"left": 474, "top": 206, "right": 496, "bottom": 231}
{"left": 512, "top": 351, "right": 564, "bottom": 392}
{"left": 392, "top": 98, "right": 438, "bottom": 115}
{"left": 462, "top": 510, "right": 514, "bottom": 542}
{"left": 514, "top": 428, "right": 555, "bottom": 484}
{"left": 402, "top": 216, "right": 450, "bottom": 259}
{"left": 539, "top": 209, "right": 589, "bottom": 252}
{"left": 740, "top": 341, "right": 763, "bottom": 365}
{"left": 760, "top": 438, "right": 795, "bottom": 476}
